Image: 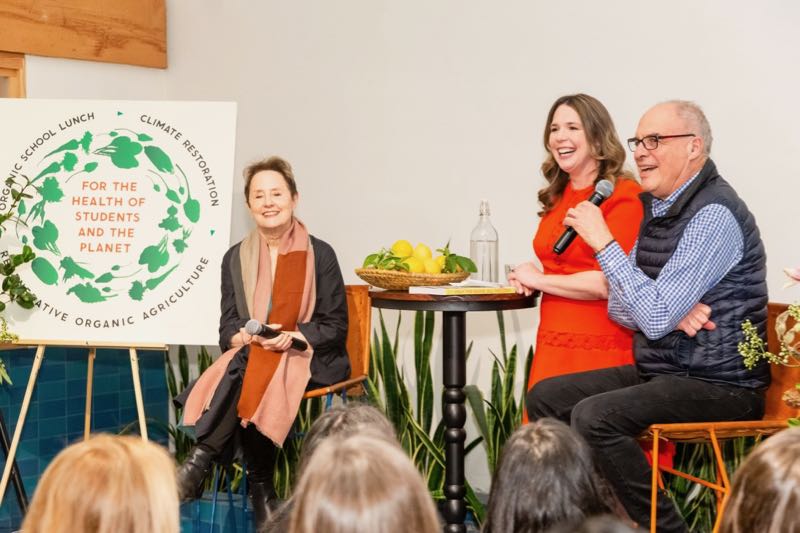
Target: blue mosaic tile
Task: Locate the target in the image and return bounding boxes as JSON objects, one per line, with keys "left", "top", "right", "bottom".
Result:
{"left": 39, "top": 400, "right": 66, "bottom": 419}
{"left": 0, "top": 346, "right": 169, "bottom": 527}
{"left": 92, "top": 392, "right": 119, "bottom": 412}
{"left": 37, "top": 381, "right": 66, "bottom": 402}
{"left": 38, "top": 417, "right": 66, "bottom": 438}
{"left": 38, "top": 362, "right": 66, "bottom": 383}
{"left": 93, "top": 374, "right": 120, "bottom": 394}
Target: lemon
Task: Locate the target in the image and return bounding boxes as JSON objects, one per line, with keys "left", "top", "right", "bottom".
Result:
{"left": 403, "top": 256, "right": 424, "bottom": 273}
{"left": 424, "top": 258, "right": 442, "bottom": 274}
{"left": 434, "top": 255, "right": 446, "bottom": 269}
{"left": 391, "top": 239, "right": 413, "bottom": 258}
{"left": 413, "top": 243, "right": 432, "bottom": 260}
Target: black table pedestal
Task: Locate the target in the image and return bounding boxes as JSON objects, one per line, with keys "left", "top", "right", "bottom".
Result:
{"left": 442, "top": 311, "right": 466, "bottom": 533}
{"left": 368, "top": 290, "right": 538, "bottom": 532}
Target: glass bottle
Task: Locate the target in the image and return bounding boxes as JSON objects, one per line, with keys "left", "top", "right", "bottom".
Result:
{"left": 469, "top": 199, "right": 498, "bottom": 282}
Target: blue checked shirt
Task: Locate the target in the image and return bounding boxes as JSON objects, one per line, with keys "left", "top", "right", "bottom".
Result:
{"left": 596, "top": 173, "right": 744, "bottom": 340}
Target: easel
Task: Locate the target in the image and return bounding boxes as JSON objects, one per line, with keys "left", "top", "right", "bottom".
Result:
{"left": 0, "top": 339, "right": 167, "bottom": 505}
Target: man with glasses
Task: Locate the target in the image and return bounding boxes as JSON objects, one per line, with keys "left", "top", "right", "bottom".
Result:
{"left": 527, "top": 100, "right": 768, "bottom": 533}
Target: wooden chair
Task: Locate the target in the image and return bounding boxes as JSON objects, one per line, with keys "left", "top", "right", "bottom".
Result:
{"left": 642, "top": 303, "right": 800, "bottom": 532}
{"left": 302, "top": 285, "right": 371, "bottom": 408}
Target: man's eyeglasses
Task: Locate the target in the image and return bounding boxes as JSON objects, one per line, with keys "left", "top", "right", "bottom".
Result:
{"left": 627, "top": 134, "right": 695, "bottom": 152}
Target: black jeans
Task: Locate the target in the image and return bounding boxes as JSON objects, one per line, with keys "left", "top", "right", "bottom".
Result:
{"left": 527, "top": 365, "right": 765, "bottom": 533}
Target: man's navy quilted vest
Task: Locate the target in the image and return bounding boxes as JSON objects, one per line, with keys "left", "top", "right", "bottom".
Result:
{"left": 633, "top": 159, "right": 770, "bottom": 389}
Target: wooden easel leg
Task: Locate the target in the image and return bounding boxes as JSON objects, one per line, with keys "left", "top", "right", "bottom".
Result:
{"left": 0, "top": 345, "right": 45, "bottom": 502}
{"left": 129, "top": 348, "right": 148, "bottom": 441}
{"left": 84, "top": 347, "right": 96, "bottom": 441}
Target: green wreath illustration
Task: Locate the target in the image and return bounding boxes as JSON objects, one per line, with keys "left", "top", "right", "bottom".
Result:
{"left": 16, "top": 128, "right": 201, "bottom": 304}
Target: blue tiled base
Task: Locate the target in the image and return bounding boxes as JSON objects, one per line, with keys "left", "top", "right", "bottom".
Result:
{"left": 180, "top": 492, "right": 253, "bottom": 533}
{"left": 0, "top": 346, "right": 168, "bottom": 531}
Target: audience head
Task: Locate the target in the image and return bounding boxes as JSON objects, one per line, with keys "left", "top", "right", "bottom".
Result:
{"left": 539, "top": 93, "right": 631, "bottom": 215}
{"left": 546, "top": 514, "right": 641, "bottom": 533}
{"left": 288, "top": 433, "right": 440, "bottom": 533}
{"left": 483, "top": 418, "right": 614, "bottom": 533}
{"left": 22, "top": 434, "right": 179, "bottom": 533}
{"left": 720, "top": 427, "right": 800, "bottom": 533}
{"left": 630, "top": 100, "right": 709, "bottom": 199}
{"left": 299, "top": 402, "right": 396, "bottom": 474}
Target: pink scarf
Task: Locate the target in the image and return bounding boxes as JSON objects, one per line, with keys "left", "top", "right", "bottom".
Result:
{"left": 182, "top": 219, "right": 316, "bottom": 446}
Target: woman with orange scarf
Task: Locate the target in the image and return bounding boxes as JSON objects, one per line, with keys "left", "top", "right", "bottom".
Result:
{"left": 175, "top": 156, "right": 349, "bottom": 530}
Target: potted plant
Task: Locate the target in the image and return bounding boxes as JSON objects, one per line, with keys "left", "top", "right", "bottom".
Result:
{"left": 1, "top": 172, "right": 38, "bottom": 382}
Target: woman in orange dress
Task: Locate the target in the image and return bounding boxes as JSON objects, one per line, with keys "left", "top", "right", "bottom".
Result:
{"left": 508, "top": 94, "right": 643, "bottom": 413}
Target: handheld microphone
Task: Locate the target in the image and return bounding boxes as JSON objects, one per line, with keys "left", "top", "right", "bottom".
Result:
{"left": 245, "top": 319, "right": 308, "bottom": 351}
{"left": 553, "top": 179, "right": 614, "bottom": 255}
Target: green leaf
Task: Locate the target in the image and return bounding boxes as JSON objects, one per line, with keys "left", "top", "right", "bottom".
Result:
{"left": 362, "top": 253, "right": 379, "bottom": 268}
{"left": 84, "top": 162, "right": 98, "bottom": 173}
{"left": 38, "top": 177, "right": 64, "bottom": 203}
{"left": 94, "top": 136, "right": 143, "bottom": 169}
{"left": 165, "top": 189, "right": 181, "bottom": 203}
{"left": 67, "top": 282, "right": 115, "bottom": 303}
{"left": 144, "top": 145, "right": 174, "bottom": 173}
{"left": 158, "top": 214, "right": 181, "bottom": 231}
{"left": 32, "top": 220, "right": 60, "bottom": 255}
{"left": 454, "top": 255, "right": 478, "bottom": 273}
{"left": 173, "top": 239, "right": 187, "bottom": 253}
{"left": 178, "top": 344, "right": 190, "bottom": 388}
{"left": 138, "top": 237, "right": 170, "bottom": 273}
{"left": 79, "top": 131, "right": 93, "bottom": 153}
{"left": 129, "top": 280, "right": 145, "bottom": 301}
{"left": 61, "top": 152, "right": 78, "bottom": 172}
{"left": 45, "top": 139, "right": 80, "bottom": 158}
{"left": 95, "top": 272, "right": 114, "bottom": 284}
{"left": 144, "top": 265, "right": 179, "bottom": 290}
{"left": 183, "top": 198, "right": 200, "bottom": 223}
{"left": 60, "top": 257, "right": 95, "bottom": 281}
{"left": 138, "top": 133, "right": 153, "bottom": 142}
{"left": 31, "top": 257, "right": 59, "bottom": 285}
{"left": 34, "top": 161, "right": 61, "bottom": 182}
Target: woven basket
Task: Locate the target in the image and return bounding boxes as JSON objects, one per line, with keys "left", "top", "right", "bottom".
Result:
{"left": 355, "top": 268, "right": 470, "bottom": 290}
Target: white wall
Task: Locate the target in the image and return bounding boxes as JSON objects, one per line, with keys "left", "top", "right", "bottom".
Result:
{"left": 23, "top": 0, "right": 800, "bottom": 491}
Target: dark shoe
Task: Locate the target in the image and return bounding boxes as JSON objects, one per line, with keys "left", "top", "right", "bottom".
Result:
{"left": 177, "top": 447, "right": 214, "bottom": 502}
{"left": 248, "top": 480, "right": 279, "bottom": 532}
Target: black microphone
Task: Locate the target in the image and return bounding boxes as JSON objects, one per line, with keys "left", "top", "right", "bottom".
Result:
{"left": 553, "top": 179, "right": 615, "bottom": 255}
{"left": 245, "top": 319, "right": 308, "bottom": 351}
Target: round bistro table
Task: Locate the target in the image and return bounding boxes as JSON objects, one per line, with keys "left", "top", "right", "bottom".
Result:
{"left": 368, "top": 290, "right": 538, "bottom": 533}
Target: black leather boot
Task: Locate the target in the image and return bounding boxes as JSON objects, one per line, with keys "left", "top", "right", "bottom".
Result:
{"left": 177, "top": 446, "right": 214, "bottom": 502}
{"left": 242, "top": 425, "right": 279, "bottom": 531}
{"left": 248, "top": 479, "right": 278, "bottom": 532}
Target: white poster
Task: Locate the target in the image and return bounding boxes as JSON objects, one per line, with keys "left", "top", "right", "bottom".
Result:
{"left": 0, "top": 99, "right": 237, "bottom": 346}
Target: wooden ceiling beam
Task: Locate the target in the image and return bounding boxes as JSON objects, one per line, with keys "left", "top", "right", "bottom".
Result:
{"left": 0, "top": 0, "right": 166, "bottom": 69}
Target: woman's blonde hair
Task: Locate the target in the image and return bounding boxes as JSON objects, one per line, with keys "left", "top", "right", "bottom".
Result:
{"left": 720, "top": 427, "right": 800, "bottom": 533}
{"left": 538, "top": 94, "right": 634, "bottom": 216}
{"left": 288, "top": 433, "right": 440, "bottom": 533}
{"left": 21, "top": 434, "right": 179, "bottom": 533}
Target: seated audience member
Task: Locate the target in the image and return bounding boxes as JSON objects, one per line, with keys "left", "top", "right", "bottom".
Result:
{"left": 719, "top": 427, "right": 800, "bottom": 533}
{"left": 264, "top": 402, "right": 396, "bottom": 533}
{"left": 288, "top": 433, "right": 440, "bottom": 533}
{"left": 528, "top": 101, "right": 770, "bottom": 533}
{"left": 482, "top": 418, "right": 615, "bottom": 533}
{"left": 21, "top": 434, "right": 179, "bottom": 533}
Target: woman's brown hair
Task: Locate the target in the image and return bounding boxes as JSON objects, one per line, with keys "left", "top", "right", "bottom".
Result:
{"left": 288, "top": 433, "right": 440, "bottom": 533}
{"left": 538, "top": 94, "right": 634, "bottom": 216}
{"left": 719, "top": 427, "right": 800, "bottom": 533}
{"left": 244, "top": 155, "right": 298, "bottom": 203}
